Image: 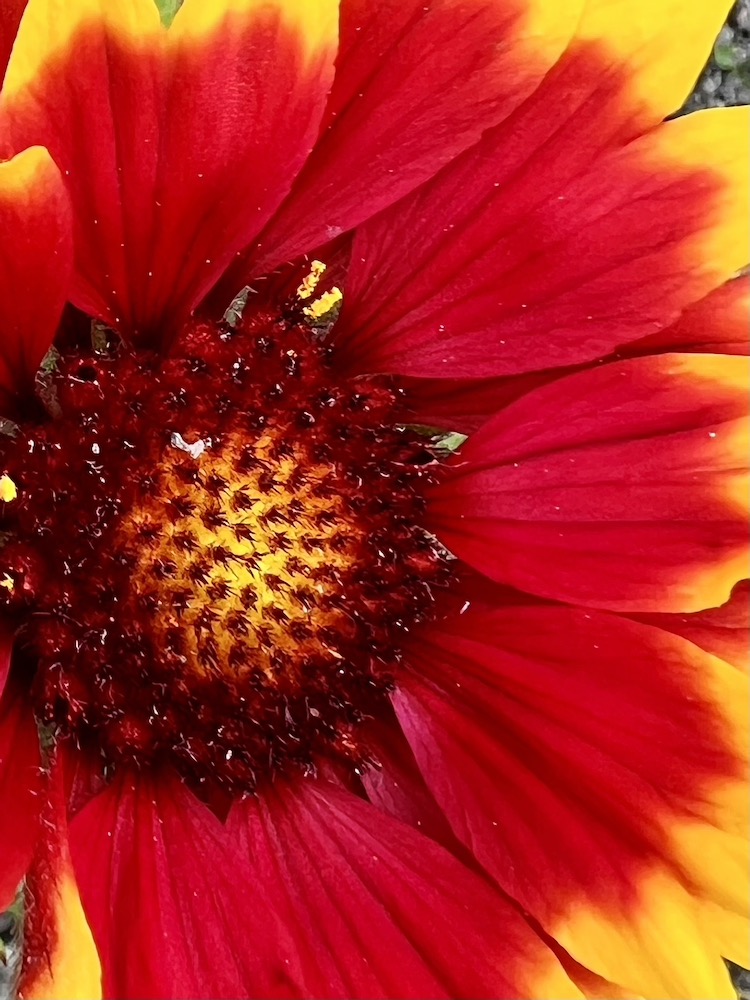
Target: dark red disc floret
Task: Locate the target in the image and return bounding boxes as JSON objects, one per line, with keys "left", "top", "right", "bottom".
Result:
{"left": 0, "top": 305, "right": 450, "bottom": 792}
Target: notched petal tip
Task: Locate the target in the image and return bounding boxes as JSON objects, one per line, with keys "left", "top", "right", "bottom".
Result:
{"left": 2, "top": 0, "right": 163, "bottom": 101}
{"left": 172, "top": 0, "right": 340, "bottom": 64}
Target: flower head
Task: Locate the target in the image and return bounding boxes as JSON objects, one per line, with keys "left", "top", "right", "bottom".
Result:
{"left": 0, "top": 0, "right": 746, "bottom": 998}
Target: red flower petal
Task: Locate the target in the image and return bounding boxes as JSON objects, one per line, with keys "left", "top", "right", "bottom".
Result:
{"left": 428, "top": 354, "right": 748, "bottom": 613}
{"left": 68, "top": 768, "right": 297, "bottom": 1000}
{"left": 225, "top": 0, "right": 735, "bottom": 294}
{"left": 0, "top": 0, "right": 25, "bottom": 80}
{"left": 334, "top": 103, "right": 747, "bottom": 380}
{"left": 358, "top": 713, "right": 460, "bottom": 850}
{"left": 394, "top": 605, "right": 747, "bottom": 998}
{"left": 0, "top": 146, "right": 72, "bottom": 406}
{"left": 620, "top": 276, "right": 750, "bottom": 358}
{"left": 410, "top": 275, "right": 747, "bottom": 434}
{"left": 0, "top": 624, "right": 10, "bottom": 697}
{"left": 628, "top": 580, "right": 750, "bottom": 673}
{"left": 228, "top": 776, "right": 581, "bottom": 999}
{"left": 232, "top": 0, "right": 583, "bottom": 283}
{"left": 402, "top": 275, "right": 750, "bottom": 432}
{"left": 0, "top": 676, "right": 42, "bottom": 909}
{"left": 402, "top": 369, "right": 558, "bottom": 433}
{"left": 1, "top": 0, "right": 338, "bottom": 345}
{"left": 69, "top": 768, "right": 578, "bottom": 1000}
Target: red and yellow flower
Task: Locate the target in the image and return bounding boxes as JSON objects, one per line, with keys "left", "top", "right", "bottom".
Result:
{"left": 0, "top": 0, "right": 746, "bottom": 997}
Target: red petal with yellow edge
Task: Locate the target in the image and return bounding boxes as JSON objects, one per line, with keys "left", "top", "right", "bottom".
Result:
{"left": 228, "top": 777, "right": 582, "bottom": 1000}
{"left": 225, "top": 0, "right": 583, "bottom": 284}
{"left": 226, "top": 0, "right": 733, "bottom": 291}
{"left": 0, "top": 0, "right": 338, "bottom": 346}
{"left": 394, "top": 606, "right": 745, "bottom": 999}
{"left": 404, "top": 275, "right": 750, "bottom": 433}
{"left": 620, "top": 276, "right": 750, "bottom": 358}
{"left": 0, "top": 0, "right": 25, "bottom": 80}
{"left": 629, "top": 581, "right": 750, "bottom": 672}
{"left": 335, "top": 106, "right": 748, "bottom": 379}
{"left": 570, "top": 0, "right": 732, "bottom": 127}
{"left": 428, "top": 354, "right": 749, "bottom": 613}
{"left": 0, "top": 678, "right": 42, "bottom": 910}
{"left": 654, "top": 647, "right": 749, "bottom": 968}
{"left": 22, "top": 861, "right": 101, "bottom": 1000}
{"left": 0, "top": 146, "right": 72, "bottom": 407}
{"left": 21, "top": 761, "right": 101, "bottom": 1000}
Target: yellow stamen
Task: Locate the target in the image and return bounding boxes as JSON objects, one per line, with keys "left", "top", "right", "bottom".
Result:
{"left": 303, "top": 287, "right": 343, "bottom": 323}
{"left": 0, "top": 474, "right": 17, "bottom": 502}
{"left": 0, "top": 575, "right": 15, "bottom": 592}
{"left": 296, "top": 260, "right": 326, "bottom": 301}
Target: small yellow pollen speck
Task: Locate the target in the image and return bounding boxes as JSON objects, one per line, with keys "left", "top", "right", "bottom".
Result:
{"left": 296, "top": 260, "right": 326, "bottom": 301}
{"left": 303, "top": 287, "right": 343, "bottom": 322}
{"left": 0, "top": 475, "right": 17, "bottom": 502}
{"left": 0, "top": 575, "right": 14, "bottom": 592}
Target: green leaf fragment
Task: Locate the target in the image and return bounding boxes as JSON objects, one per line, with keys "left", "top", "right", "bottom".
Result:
{"left": 154, "top": 0, "right": 184, "bottom": 27}
{"left": 435, "top": 431, "right": 467, "bottom": 453}
{"left": 403, "top": 425, "right": 467, "bottom": 452}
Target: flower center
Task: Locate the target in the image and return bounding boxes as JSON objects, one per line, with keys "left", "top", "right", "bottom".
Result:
{"left": 0, "top": 311, "right": 447, "bottom": 790}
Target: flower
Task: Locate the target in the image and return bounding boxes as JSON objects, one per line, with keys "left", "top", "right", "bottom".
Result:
{"left": 0, "top": 0, "right": 746, "bottom": 997}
